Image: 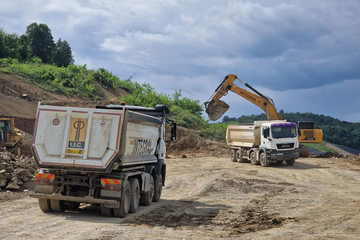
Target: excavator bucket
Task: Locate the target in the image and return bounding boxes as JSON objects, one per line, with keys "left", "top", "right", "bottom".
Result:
{"left": 205, "top": 100, "right": 230, "bottom": 121}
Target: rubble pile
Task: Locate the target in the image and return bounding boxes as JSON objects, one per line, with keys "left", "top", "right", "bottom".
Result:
{"left": 0, "top": 151, "right": 37, "bottom": 191}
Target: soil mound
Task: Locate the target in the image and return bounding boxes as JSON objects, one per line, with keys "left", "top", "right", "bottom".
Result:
{"left": 166, "top": 126, "right": 228, "bottom": 158}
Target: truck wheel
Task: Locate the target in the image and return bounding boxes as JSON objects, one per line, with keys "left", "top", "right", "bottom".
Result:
{"left": 236, "top": 149, "right": 245, "bottom": 163}
{"left": 140, "top": 175, "right": 155, "bottom": 206}
{"left": 250, "top": 152, "right": 259, "bottom": 165}
{"left": 129, "top": 178, "right": 140, "bottom": 213}
{"left": 153, "top": 174, "right": 163, "bottom": 202}
{"left": 38, "top": 199, "right": 52, "bottom": 212}
{"left": 101, "top": 206, "right": 113, "bottom": 217}
{"left": 259, "top": 152, "right": 270, "bottom": 167}
{"left": 50, "top": 200, "right": 66, "bottom": 212}
{"left": 230, "top": 149, "right": 237, "bottom": 162}
{"left": 113, "top": 180, "right": 131, "bottom": 218}
{"left": 286, "top": 158, "right": 296, "bottom": 165}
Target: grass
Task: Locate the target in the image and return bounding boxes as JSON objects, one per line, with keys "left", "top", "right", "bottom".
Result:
{"left": 302, "top": 142, "right": 338, "bottom": 153}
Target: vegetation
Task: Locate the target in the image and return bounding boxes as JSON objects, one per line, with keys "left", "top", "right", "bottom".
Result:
{"left": 302, "top": 143, "right": 338, "bottom": 153}
{"left": 1, "top": 23, "right": 73, "bottom": 67}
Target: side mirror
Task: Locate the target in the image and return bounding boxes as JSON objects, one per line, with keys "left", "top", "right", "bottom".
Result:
{"left": 171, "top": 122, "right": 176, "bottom": 141}
{"left": 298, "top": 127, "right": 301, "bottom": 137}
{"left": 165, "top": 119, "right": 176, "bottom": 142}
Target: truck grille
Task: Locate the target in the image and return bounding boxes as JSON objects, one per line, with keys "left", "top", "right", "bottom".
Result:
{"left": 277, "top": 143, "right": 294, "bottom": 149}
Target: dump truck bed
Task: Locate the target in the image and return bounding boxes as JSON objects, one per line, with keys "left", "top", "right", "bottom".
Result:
{"left": 32, "top": 104, "right": 164, "bottom": 172}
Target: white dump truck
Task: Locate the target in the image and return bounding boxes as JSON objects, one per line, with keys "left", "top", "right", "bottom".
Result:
{"left": 30, "top": 103, "right": 176, "bottom": 217}
{"left": 227, "top": 120, "right": 300, "bottom": 167}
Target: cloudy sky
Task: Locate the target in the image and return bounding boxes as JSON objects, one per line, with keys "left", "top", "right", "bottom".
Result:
{"left": 1, "top": 0, "right": 360, "bottom": 122}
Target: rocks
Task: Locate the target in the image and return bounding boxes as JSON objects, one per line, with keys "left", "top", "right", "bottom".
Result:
{"left": 0, "top": 151, "right": 37, "bottom": 191}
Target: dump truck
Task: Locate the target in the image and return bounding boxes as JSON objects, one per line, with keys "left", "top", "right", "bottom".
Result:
{"left": 205, "top": 74, "right": 323, "bottom": 157}
{"left": 0, "top": 118, "right": 23, "bottom": 156}
{"left": 29, "top": 103, "right": 176, "bottom": 217}
{"left": 227, "top": 120, "right": 300, "bottom": 166}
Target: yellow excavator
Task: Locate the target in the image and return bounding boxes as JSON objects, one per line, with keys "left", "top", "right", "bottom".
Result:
{"left": 0, "top": 118, "right": 23, "bottom": 156}
{"left": 204, "top": 74, "right": 323, "bottom": 156}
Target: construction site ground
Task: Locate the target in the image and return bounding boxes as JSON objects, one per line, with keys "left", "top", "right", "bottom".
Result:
{"left": 1, "top": 72, "right": 360, "bottom": 239}
{"left": 1, "top": 156, "right": 360, "bottom": 240}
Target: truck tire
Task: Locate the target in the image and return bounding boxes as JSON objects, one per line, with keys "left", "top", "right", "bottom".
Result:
{"left": 140, "top": 175, "right": 155, "bottom": 206}
{"left": 259, "top": 152, "right": 270, "bottom": 167}
{"left": 153, "top": 174, "right": 163, "bottom": 202}
{"left": 286, "top": 158, "right": 296, "bottom": 166}
{"left": 299, "top": 145, "right": 309, "bottom": 157}
{"left": 50, "top": 200, "right": 66, "bottom": 212}
{"left": 129, "top": 178, "right": 140, "bottom": 213}
{"left": 236, "top": 149, "right": 245, "bottom": 163}
{"left": 113, "top": 180, "right": 131, "bottom": 218}
{"left": 38, "top": 199, "right": 52, "bottom": 212}
{"left": 250, "top": 152, "right": 259, "bottom": 165}
{"left": 230, "top": 149, "right": 237, "bottom": 162}
{"left": 101, "top": 206, "right": 113, "bottom": 217}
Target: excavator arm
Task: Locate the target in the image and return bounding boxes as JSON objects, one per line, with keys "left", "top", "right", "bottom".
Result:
{"left": 204, "top": 74, "right": 282, "bottom": 121}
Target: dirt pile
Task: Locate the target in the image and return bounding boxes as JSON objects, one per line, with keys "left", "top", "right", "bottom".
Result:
{"left": 166, "top": 126, "right": 228, "bottom": 158}
{"left": 0, "top": 151, "right": 37, "bottom": 191}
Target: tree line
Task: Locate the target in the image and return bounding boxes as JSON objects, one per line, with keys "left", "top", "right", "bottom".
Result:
{"left": 0, "top": 23, "right": 73, "bottom": 67}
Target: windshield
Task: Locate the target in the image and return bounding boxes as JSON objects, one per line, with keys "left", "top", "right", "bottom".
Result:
{"left": 0, "top": 121, "right": 5, "bottom": 143}
{"left": 271, "top": 122, "right": 297, "bottom": 138}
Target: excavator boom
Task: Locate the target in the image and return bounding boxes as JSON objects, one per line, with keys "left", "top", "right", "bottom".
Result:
{"left": 204, "top": 74, "right": 282, "bottom": 121}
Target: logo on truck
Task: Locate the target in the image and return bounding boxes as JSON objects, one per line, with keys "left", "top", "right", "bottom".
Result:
{"left": 132, "top": 139, "right": 155, "bottom": 155}
{"left": 68, "top": 118, "right": 88, "bottom": 149}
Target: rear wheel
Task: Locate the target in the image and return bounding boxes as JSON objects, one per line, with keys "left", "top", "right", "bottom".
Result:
{"left": 250, "top": 152, "right": 259, "bottom": 165}
{"left": 50, "top": 200, "right": 66, "bottom": 212}
{"left": 129, "top": 178, "right": 140, "bottom": 213}
{"left": 236, "top": 149, "right": 245, "bottom": 163}
{"left": 286, "top": 158, "right": 296, "bottom": 165}
{"left": 140, "top": 175, "right": 155, "bottom": 206}
{"left": 38, "top": 199, "right": 52, "bottom": 212}
{"left": 101, "top": 206, "right": 113, "bottom": 217}
{"left": 259, "top": 152, "right": 270, "bottom": 167}
{"left": 153, "top": 174, "right": 163, "bottom": 202}
{"left": 230, "top": 149, "right": 237, "bottom": 162}
{"left": 113, "top": 180, "right": 131, "bottom": 218}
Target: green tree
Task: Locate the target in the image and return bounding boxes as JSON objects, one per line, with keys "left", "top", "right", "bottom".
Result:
{"left": 0, "top": 29, "right": 11, "bottom": 58}
{"left": 18, "top": 34, "right": 31, "bottom": 61}
{"left": 26, "top": 23, "right": 55, "bottom": 64}
{"left": 54, "top": 38, "right": 74, "bottom": 67}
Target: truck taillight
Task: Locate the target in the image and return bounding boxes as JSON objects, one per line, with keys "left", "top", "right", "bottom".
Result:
{"left": 34, "top": 173, "right": 55, "bottom": 184}
{"left": 101, "top": 178, "right": 122, "bottom": 191}
{"left": 34, "top": 179, "right": 49, "bottom": 185}
{"left": 105, "top": 185, "right": 121, "bottom": 191}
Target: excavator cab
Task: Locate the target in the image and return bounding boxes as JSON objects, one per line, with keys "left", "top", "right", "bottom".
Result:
{"left": 0, "top": 120, "right": 6, "bottom": 143}
{"left": 0, "top": 118, "right": 22, "bottom": 156}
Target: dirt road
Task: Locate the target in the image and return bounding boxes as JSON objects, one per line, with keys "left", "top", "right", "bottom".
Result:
{"left": 1, "top": 157, "right": 360, "bottom": 240}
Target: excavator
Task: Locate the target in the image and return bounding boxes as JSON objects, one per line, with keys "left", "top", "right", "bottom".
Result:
{"left": 204, "top": 74, "right": 323, "bottom": 157}
{"left": 0, "top": 118, "right": 23, "bottom": 156}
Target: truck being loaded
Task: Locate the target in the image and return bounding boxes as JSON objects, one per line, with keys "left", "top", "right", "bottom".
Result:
{"left": 30, "top": 103, "right": 176, "bottom": 217}
{"left": 227, "top": 120, "right": 299, "bottom": 167}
